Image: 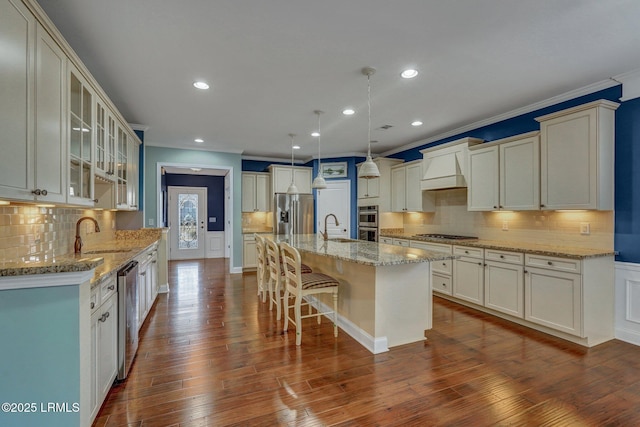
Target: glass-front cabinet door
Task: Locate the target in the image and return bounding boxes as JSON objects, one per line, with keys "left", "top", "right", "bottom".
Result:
{"left": 68, "top": 64, "right": 94, "bottom": 205}
{"left": 116, "top": 124, "right": 128, "bottom": 208}
{"left": 95, "top": 99, "right": 107, "bottom": 177}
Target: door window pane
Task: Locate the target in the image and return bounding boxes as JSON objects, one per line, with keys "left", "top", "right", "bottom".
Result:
{"left": 178, "top": 193, "right": 199, "bottom": 249}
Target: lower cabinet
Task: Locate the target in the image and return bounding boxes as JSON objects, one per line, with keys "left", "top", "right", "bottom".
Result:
{"left": 138, "top": 246, "right": 159, "bottom": 330}
{"left": 410, "top": 240, "right": 453, "bottom": 296}
{"left": 243, "top": 234, "right": 257, "bottom": 269}
{"left": 90, "top": 275, "right": 118, "bottom": 423}
{"left": 452, "top": 246, "right": 485, "bottom": 305}
{"left": 484, "top": 249, "right": 525, "bottom": 318}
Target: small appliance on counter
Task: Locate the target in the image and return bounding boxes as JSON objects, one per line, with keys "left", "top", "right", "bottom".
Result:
{"left": 273, "top": 193, "right": 314, "bottom": 235}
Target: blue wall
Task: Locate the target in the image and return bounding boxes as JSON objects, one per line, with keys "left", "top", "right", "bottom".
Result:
{"left": 164, "top": 173, "right": 225, "bottom": 232}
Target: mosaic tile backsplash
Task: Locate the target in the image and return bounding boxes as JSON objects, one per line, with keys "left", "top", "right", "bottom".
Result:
{"left": 0, "top": 205, "right": 116, "bottom": 262}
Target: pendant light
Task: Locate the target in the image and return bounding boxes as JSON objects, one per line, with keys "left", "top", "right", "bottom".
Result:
{"left": 286, "top": 133, "right": 299, "bottom": 194}
{"left": 358, "top": 67, "right": 381, "bottom": 179}
{"left": 312, "top": 110, "right": 327, "bottom": 189}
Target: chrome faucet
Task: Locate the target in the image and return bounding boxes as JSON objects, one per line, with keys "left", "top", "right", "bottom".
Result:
{"left": 74, "top": 217, "right": 101, "bottom": 254}
{"left": 321, "top": 214, "right": 339, "bottom": 241}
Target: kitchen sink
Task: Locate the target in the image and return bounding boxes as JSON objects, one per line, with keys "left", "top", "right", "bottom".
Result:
{"left": 328, "top": 238, "right": 358, "bottom": 243}
{"left": 83, "top": 249, "right": 132, "bottom": 254}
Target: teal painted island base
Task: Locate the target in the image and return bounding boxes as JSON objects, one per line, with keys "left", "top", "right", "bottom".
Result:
{"left": 0, "top": 270, "right": 94, "bottom": 427}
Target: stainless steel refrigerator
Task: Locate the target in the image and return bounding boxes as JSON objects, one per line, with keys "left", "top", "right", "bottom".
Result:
{"left": 273, "top": 193, "right": 314, "bottom": 235}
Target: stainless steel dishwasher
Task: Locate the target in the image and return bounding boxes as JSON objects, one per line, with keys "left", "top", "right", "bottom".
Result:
{"left": 117, "top": 260, "right": 139, "bottom": 381}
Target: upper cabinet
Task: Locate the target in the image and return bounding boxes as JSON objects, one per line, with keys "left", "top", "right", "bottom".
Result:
{"left": 242, "top": 172, "right": 271, "bottom": 212}
{"left": 0, "top": 0, "right": 140, "bottom": 209}
{"left": 390, "top": 160, "right": 435, "bottom": 212}
{"left": 0, "top": 0, "right": 66, "bottom": 203}
{"left": 269, "top": 165, "right": 312, "bottom": 194}
{"left": 68, "top": 63, "right": 95, "bottom": 206}
{"left": 357, "top": 158, "right": 402, "bottom": 211}
{"left": 468, "top": 132, "right": 540, "bottom": 211}
{"left": 536, "top": 100, "right": 619, "bottom": 210}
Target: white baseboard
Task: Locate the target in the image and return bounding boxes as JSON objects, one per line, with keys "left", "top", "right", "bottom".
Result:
{"left": 230, "top": 266, "right": 243, "bottom": 274}
{"left": 307, "top": 296, "right": 388, "bottom": 354}
{"left": 158, "top": 282, "right": 170, "bottom": 293}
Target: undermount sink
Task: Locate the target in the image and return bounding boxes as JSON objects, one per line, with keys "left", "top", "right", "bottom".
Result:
{"left": 328, "top": 238, "right": 358, "bottom": 243}
{"left": 83, "top": 249, "right": 132, "bottom": 254}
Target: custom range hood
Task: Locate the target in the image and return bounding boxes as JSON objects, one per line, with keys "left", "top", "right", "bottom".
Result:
{"left": 420, "top": 137, "right": 483, "bottom": 191}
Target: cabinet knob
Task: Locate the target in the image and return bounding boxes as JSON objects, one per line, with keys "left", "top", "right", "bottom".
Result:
{"left": 524, "top": 270, "right": 528, "bottom": 274}
{"left": 540, "top": 204, "right": 546, "bottom": 208}
{"left": 93, "top": 199, "right": 99, "bottom": 203}
{"left": 500, "top": 255, "right": 505, "bottom": 259}
{"left": 547, "top": 261, "right": 553, "bottom": 266}
{"left": 493, "top": 206, "right": 497, "bottom": 209}
{"left": 90, "top": 302, "right": 95, "bottom": 310}
{"left": 465, "top": 250, "right": 469, "bottom": 254}
{"left": 31, "top": 189, "right": 47, "bottom": 196}
{"left": 442, "top": 283, "right": 446, "bottom": 287}
{"left": 442, "top": 262, "right": 446, "bottom": 266}
{"left": 478, "top": 262, "right": 483, "bottom": 266}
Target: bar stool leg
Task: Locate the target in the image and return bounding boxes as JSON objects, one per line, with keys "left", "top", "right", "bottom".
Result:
{"left": 295, "top": 295, "right": 303, "bottom": 346}
{"left": 333, "top": 291, "right": 338, "bottom": 337}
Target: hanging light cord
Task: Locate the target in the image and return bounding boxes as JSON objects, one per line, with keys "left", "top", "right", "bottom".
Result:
{"left": 317, "top": 112, "right": 322, "bottom": 169}
{"left": 367, "top": 73, "right": 372, "bottom": 157}
{"left": 290, "top": 133, "right": 295, "bottom": 184}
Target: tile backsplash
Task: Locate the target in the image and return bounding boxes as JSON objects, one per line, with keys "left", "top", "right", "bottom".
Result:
{"left": 0, "top": 205, "right": 116, "bottom": 262}
{"left": 397, "top": 189, "right": 613, "bottom": 249}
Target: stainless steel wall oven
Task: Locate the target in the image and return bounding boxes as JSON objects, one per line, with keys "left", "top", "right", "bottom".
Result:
{"left": 358, "top": 205, "right": 378, "bottom": 242}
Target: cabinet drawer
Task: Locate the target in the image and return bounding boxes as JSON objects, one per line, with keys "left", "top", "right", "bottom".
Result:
{"left": 393, "top": 238, "right": 410, "bottom": 247}
{"left": 485, "top": 249, "right": 524, "bottom": 265}
{"left": 90, "top": 286, "right": 100, "bottom": 313}
{"left": 453, "top": 245, "right": 484, "bottom": 259}
{"left": 410, "top": 240, "right": 453, "bottom": 254}
{"left": 432, "top": 258, "right": 453, "bottom": 275}
{"left": 432, "top": 273, "right": 452, "bottom": 295}
{"left": 379, "top": 237, "right": 393, "bottom": 244}
{"left": 525, "top": 254, "right": 581, "bottom": 273}
{"left": 100, "top": 275, "right": 117, "bottom": 304}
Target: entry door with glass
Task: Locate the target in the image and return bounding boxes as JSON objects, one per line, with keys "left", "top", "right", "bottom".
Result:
{"left": 168, "top": 186, "right": 207, "bottom": 260}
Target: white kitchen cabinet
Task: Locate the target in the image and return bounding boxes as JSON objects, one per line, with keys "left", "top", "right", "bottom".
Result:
{"left": 242, "top": 172, "right": 271, "bottom": 212}
{"left": 391, "top": 161, "right": 435, "bottom": 212}
{"left": 453, "top": 246, "right": 485, "bottom": 305}
{"left": 0, "top": 2, "right": 66, "bottom": 203}
{"left": 127, "top": 135, "right": 140, "bottom": 210}
{"left": 116, "top": 124, "right": 129, "bottom": 209}
{"left": 468, "top": 132, "right": 539, "bottom": 211}
{"left": 484, "top": 250, "right": 524, "bottom": 318}
{"left": 89, "top": 274, "right": 118, "bottom": 423}
{"left": 536, "top": 100, "right": 618, "bottom": 210}
{"left": 269, "top": 165, "right": 312, "bottom": 194}
{"left": 243, "top": 234, "right": 257, "bottom": 269}
{"left": 411, "top": 240, "right": 453, "bottom": 295}
{"left": 379, "top": 237, "right": 394, "bottom": 245}
{"left": 357, "top": 158, "right": 402, "bottom": 212}
{"left": 68, "top": 63, "right": 95, "bottom": 206}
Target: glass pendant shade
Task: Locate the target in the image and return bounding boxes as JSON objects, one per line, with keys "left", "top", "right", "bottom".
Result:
{"left": 287, "top": 181, "right": 299, "bottom": 194}
{"left": 358, "top": 67, "right": 380, "bottom": 179}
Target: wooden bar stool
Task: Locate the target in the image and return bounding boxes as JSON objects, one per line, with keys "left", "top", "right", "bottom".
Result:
{"left": 254, "top": 234, "right": 269, "bottom": 302}
{"left": 280, "top": 242, "right": 339, "bottom": 346}
{"left": 264, "top": 237, "right": 312, "bottom": 320}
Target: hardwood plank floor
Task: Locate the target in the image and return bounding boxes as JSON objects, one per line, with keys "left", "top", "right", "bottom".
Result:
{"left": 93, "top": 258, "right": 640, "bottom": 426}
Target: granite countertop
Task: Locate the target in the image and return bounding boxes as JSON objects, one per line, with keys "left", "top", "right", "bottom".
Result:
{"left": 380, "top": 231, "right": 615, "bottom": 259}
{"left": 268, "top": 234, "right": 455, "bottom": 266}
{"left": 0, "top": 238, "right": 159, "bottom": 284}
{"left": 243, "top": 228, "right": 273, "bottom": 234}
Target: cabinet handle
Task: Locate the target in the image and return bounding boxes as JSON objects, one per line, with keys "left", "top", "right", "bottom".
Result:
{"left": 141, "top": 272, "right": 146, "bottom": 276}
{"left": 493, "top": 205, "right": 497, "bottom": 209}
{"left": 90, "top": 302, "right": 95, "bottom": 310}
{"left": 99, "top": 312, "right": 109, "bottom": 322}
{"left": 152, "top": 260, "right": 157, "bottom": 264}
{"left": 107, "top": 285, "right": 115, "bottom": 291}
{"left": 31, "top": 189, "right": 47, "bottom": 196}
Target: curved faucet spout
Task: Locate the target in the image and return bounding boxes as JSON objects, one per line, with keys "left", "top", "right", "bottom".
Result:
{"left": 321, "top": 214, "right": 339, "bottom": 241}
{"left": 75, "top": 217, "right": 101, "bottom": 254}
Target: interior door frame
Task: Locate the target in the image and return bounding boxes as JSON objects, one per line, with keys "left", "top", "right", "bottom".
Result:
{"left": 156, "top": 162, "right": 236, "bottom": 273}
{"left": 168, "top": 186, "right": 207, "bottom": 260}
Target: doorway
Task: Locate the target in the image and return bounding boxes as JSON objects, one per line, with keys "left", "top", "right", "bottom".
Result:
{"left": 168, "top": 186, "right": 207, "bottom": 260}
{"left": 316, "top": 180, "right": 351, "bottom": 239}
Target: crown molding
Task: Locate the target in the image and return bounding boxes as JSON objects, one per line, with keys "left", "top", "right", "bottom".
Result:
{"left": 145, "top": 142, "right": 244, "bottom": 155}
{"left": 614, "top": 68, "right": 640, "bottom": 101}
{"left": 129, "top": 123, "right": 150, "bottom": 132}
{"left": 381, "top": 78, "right": 620, "bottom": 157}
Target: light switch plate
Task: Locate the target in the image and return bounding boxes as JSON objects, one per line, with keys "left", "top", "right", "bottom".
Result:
{"left": 149, "top": 218, "right": 154, "bottom": 226}
{"left": 580, "top": 222, "right": 590, "bottom": 235}
{"left": 502, "top": 221, "right": 509, "bottom": 231}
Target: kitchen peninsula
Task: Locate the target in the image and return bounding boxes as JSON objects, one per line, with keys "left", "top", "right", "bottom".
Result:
{"left": 271, "top": 234, "right": 455, "bottom": 353}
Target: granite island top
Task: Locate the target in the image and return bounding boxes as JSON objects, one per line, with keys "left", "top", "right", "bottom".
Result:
{"left": 380, "top": 231, "right": 615, "bottom": 259}
{"left": 269, "top": 234, "right": 455, "bottom": 266}
{"left": 0, "top": 239, "right": 159, "bottom": 284}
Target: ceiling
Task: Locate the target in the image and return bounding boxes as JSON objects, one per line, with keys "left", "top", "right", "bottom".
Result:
{"left": 37, "top": 0, "right": 640, "bottom": 161}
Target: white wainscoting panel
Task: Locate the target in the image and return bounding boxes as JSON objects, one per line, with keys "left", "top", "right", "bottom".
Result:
{"left": 615, "top": 261, "right": 640, "bottom": 346}
{"left": 206, "top": 231, "right": 225, "bottom": 258}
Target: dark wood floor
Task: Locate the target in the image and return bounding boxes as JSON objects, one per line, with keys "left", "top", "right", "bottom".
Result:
{"left": 94, "top": 258, "right": 640, "bottom": 426}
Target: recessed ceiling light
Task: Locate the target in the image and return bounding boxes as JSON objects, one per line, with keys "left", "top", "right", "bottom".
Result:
{"left": 401, "top": 69, "right": 419, "bottom": 79}
{"left": 292, "top": 145, "right": 301, "bottom": 150}
{"left": 411, "top": 120, "right": 423, "bottom": 127}
{"left": 311, "top": 132, "right": 320, "bottom": 137}
{"left": 193, "top": 81, "right": 210, "bottom": 90}
{"left": 194, "top": 138, "right": 204, "bottom": 143}
{"left": 342, "top": 108, "right": 355, "bottom": 116}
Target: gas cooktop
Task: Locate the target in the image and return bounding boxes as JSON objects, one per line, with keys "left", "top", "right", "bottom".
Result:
{"left": 413, "top": 233, "right": 478, "bottom": 240}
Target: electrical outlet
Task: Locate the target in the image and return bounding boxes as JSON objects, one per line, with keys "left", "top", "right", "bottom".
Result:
{"left": 580, "top": 222, "right": 591, "bottom": 235}
{"left": 149, "top": 218, "right": 154, "bottom": 226}
{"left": 502, "top": 221, "right": 509, "bottom": 231}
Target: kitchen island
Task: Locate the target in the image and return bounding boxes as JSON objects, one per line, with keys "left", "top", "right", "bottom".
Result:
{"left": 272, "top": 234, "right": 455, "bottom": 353}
